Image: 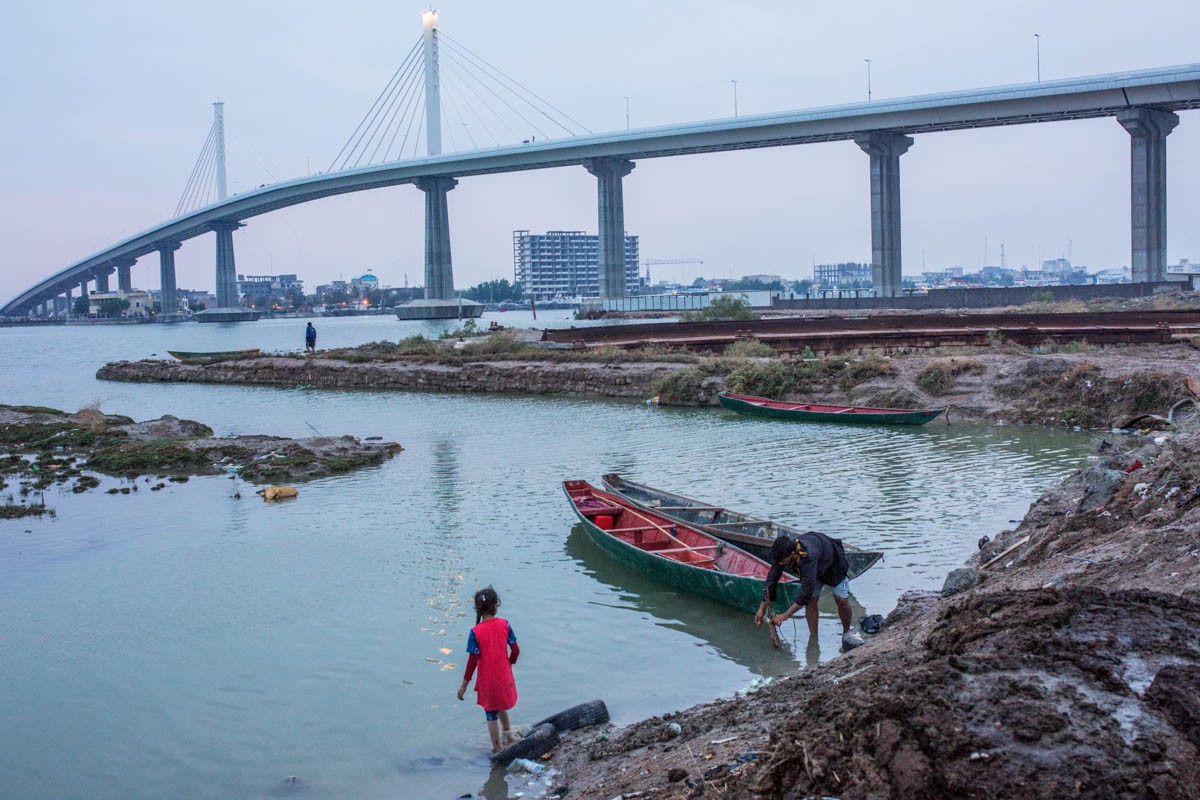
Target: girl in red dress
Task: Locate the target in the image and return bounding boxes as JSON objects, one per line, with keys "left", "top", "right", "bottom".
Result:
{"left": 456, "top": 586, "right": 520, "bottom": 752}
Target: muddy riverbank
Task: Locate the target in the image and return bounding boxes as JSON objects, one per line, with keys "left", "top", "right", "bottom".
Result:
{"left": 98, "top": 339, "right": 1200, "bottom": 430}
{"left": 0, "top": 404, "right": 401, "bottom": 514}
{"left": 544, "top": 425, "right": 1200, "bottom": 799}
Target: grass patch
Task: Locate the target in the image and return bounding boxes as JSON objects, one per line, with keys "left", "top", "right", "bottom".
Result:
{"left": 915, "top": 359, "right": 984, "bottom": 395}
{"left": 723, "top": 339, "right": 776, "bottom": 358}
{"left": 836, "top": 355, "right": 896, "bottom": 392}
{"left": 0, "top": 503, "right": 50, "bottom": 519}
{"left": 87, "top": 440, "right": 212, "bottom": 476}
{"left": 863, "top": 389, "right": 923, "bottom": 409}
{"left": 996, "top": 357, "right": 1183, "bottom": 427}
{"left": 0, "top": 422, "right": 127, "bottom": 453}
{"left": 2, "top": 405, "right": 66, "bottom": 416}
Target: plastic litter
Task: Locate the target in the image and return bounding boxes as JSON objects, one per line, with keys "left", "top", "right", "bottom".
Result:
{"left": 738, "top": 676, "right": 774, "bottom": 695}
{"left": 260, "top": 485, "right": 299, "bottom": 501}
{"left": 506, "top": 758, "right": 544, "bottom": 775}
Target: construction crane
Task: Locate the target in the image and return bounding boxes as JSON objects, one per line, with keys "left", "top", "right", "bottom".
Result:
{"left": 639, "top": 258, "right": 703, "bottom": 284}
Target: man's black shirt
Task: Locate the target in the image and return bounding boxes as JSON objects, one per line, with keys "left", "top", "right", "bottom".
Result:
{"left": 764, "top": 531, "right": 849, "bottom": 607}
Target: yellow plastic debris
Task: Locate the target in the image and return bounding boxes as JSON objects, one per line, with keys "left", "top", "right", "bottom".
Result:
{"left": 261, "top": 485, "right": 299, "bottom": 501}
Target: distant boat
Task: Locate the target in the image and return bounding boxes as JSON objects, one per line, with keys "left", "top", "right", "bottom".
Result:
{"left": 167, "top": 348, "right": 261, "bottom": 365}
{"left": 563, "top": 479, "right": 806, "bottom": 614}
{"left": 601, "top": 473, "right": 883, "bottom": 580}
{"left": 718, "top": 391, "right": 946, "bottom": 426}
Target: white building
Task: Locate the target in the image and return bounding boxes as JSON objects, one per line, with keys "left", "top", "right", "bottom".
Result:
{"left": 88, "top": 290, "right": 153, "bottom": 318}
{"left": 513, "top": 230, "right": 639, "bottom": 300}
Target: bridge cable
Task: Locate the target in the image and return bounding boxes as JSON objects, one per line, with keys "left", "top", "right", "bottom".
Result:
{"left": 346, "top": 42, "right": 421, "bottom": 169}
{"left": 363, "top": 46, "right": 426, "bottom": 165}
{"left": 439, "top": 56, "right": 513, "bottom": 147}
{"left": 174, "top": 123, "right": 217, "bottom": 217}
{"left": 328, "top": 37, "right": 421, "bottom": 171}
{"left": 383, "top": 60, "right": 428, "bottom": 161}
{"left": 440, "top": 34, "right": 591, "bottom": 135}
{"left": 438, "top": 46, "right": 553, "bottom": 142}
{"left": 179, "top": 126, "right": 218, "bottom": 216}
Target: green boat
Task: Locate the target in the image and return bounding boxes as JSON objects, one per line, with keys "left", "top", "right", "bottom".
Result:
{"left": 719, "top": 391, "right": 946, "bottom": 425}
{"left": 601, "top": 473, "right": 884, "bottom": 580}
{"left": 563, "top": 480, "right": 805, "bottom": 615}
{"left": 167, "top": 348, "right": 261, "bottom": 365}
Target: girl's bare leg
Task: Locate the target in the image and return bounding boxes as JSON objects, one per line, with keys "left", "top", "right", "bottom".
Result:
{"left": 487, "top": 719, "right": 501, "bottom": 752}
{"left": 499, "top": 709, "right": 512, "bottom": 742}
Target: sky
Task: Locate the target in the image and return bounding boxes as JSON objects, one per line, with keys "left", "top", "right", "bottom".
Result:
{"left": 1, "top": 0, "right": 1198, "bottom": 301}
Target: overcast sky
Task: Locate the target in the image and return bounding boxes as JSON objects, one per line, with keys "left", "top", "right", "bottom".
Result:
{"left": 1, "top": 0, "right": 1198, "bottom": 300}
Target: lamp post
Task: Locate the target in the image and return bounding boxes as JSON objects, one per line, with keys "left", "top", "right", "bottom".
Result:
{"left": 624, "top": 96, "right": 630, "bottom": 130}
{"left": 865, "top": 59, "right": 872, "bottom": 102}
{"left": 731, "top": 80, "right": 739, "bottom": 117}
{"left": 1035, "top": 33, "right": 1041, "bottom": 82}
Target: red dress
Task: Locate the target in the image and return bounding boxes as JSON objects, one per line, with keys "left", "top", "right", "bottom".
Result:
{"left": 468, "top": 617, "right": 518, "bottom": 712}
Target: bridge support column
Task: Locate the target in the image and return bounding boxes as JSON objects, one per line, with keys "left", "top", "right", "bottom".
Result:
{"left": 1117, "top": 108, "right": 1179, "bottom": 283}
{"left": 416, "top": 176, "right": 458, "bottom": 300}
{"left": 210, "top": 221, "right": 244, "bottom": 308}
{"left": 64, "top": 286, "right": 73, "bottom": 319}
{"left": 93, "top": 266, "right": 114, "bottom": 293}
{"left": 156, "top": 241, "right": 181, "bottom": 317}
{"left": 115, "top": 258, "right": 135, "bottom": 292}
{"left": 584, "top": 158, "right": 636, "bottom": 299}
{"left": 854, "top": 132, "right": 912, "bottom": 298}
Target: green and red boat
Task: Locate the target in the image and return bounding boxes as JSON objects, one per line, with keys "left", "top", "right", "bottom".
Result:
{"left": 167, "top": 348, "right": 261, "bottom": 365}
{"left": 600, "top": 472, "right": 883, "bottom": 580}
{"left": 718, "top": 391, "right": 946, "bottom": 426}
{"left": 563, "top": 479, "right": 806, "bottom": 614}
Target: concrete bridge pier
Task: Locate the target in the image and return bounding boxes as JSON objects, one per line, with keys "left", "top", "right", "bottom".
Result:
{"left": 156, "top": 241, "right": 182, "bottom": 320}
{"left": 1117, "top": 107, "right": 1179, "bottom": 283}
{"left": 584, "top": 158, "right": 636, "bottom": 299}
{"left": 394, "top": 176, "right": 483, "bottom": 319}
{"left": 93, "top": 266, "right": 114, "bottom": 293}
{"left": 115, "top": 257, "right": 135, "bottom": 292}
{"left": 64, "top": 285, "right": 73, "bottom": 318}
{"left": 196, "top": 221, "right": 257, "bottom": 322}
{"left": 854, "top": 132, "right": 913, "bottom": 298}
{"left": 416, "top": 176, "right": 458, "bottom": 299}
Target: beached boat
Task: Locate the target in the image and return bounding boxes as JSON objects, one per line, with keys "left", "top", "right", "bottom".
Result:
{"left": 167, "top": 348, "right": 261, "bottom": 365}
{"left": 601, "top": 473, "right": 883, "bottom": 580}
{"left": 718, "top": 391, "right": 946, "bottom": 425}
{"left": 563, "top": 480, "right": 806, "bottom": 614}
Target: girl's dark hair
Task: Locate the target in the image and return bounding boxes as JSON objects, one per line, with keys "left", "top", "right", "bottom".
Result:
{"left": 474, "top": 585, "right": 500, "bottom": 624}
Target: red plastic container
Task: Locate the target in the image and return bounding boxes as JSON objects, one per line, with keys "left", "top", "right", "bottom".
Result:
{"left": 594, "top": 515, "right": 614, "bottom": 530}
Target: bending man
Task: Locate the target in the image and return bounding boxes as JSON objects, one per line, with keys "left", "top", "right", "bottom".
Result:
{"left": 755, "top": 532, "right": 851, "bottom": 636}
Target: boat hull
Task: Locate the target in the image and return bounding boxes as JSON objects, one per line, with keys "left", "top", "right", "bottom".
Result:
{"left": 167, "top": 348, "right": 261, "bottom": 365}
{"left": 601, "top": 473, "right": 884, "bottom": 581}
{"left": 563, "top": 482, "right": 803, "bottom": 614}
{"left": 718, "top": 392, "right": 945, "bottom": 425}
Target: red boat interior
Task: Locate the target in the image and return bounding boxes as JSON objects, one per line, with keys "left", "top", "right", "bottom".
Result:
{"left": 565, "top": 480, "right": 785, "bottom": 581}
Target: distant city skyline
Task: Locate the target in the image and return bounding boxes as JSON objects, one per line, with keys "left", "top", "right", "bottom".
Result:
{"left": 1, "top": 0, "right": 1198, "bottom": 303}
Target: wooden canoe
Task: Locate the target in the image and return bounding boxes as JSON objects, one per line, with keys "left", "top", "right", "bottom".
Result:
{"left": 168, "top": 348, "right": 261, "bottom": 365}
{"left": 563, "top": 480, "right": 805, "bottom": 614}
{"left": 600, "top": 473, "right": 883, "bottom": 581}
{"left": 718, "top": 391, "right": 946, "bottom": 425}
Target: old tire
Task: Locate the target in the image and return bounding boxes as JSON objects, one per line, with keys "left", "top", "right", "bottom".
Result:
{"left": 534, "top": 699, "right": 610, "bottom": 733}
{"left": 490, "top": 722, "right": 559, "bottom": 767}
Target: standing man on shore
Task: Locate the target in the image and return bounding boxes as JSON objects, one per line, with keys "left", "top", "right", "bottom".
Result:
{"left": 305, "top": 322, "right": 317, "bottom": 354}
{"left": 755, "top": 533, "right": 852, "bottom": 636}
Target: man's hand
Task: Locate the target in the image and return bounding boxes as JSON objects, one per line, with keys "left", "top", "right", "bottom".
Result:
{"left": 457, "top": 681, "right": 467, "bottom": 701}
{"left": 754, "top": 607, "right": 765, "bottom": 627}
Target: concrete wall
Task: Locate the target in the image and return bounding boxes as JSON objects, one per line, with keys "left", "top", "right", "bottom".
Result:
{"left": 772, "top": 282, "right": 1182, "bottom": 312}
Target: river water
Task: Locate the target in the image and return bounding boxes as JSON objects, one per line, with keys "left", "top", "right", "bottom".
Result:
{"left": 0, "top": 314, "right": 1096, "bottom": 799}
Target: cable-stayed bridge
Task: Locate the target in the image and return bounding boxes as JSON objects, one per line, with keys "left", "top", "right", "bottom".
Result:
{"left": 3, "top": 10, "right": 1199, "bottom": 319}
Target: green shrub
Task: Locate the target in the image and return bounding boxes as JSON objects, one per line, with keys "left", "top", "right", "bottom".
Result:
{"left": 87, "top": 441, "right": 211, "bottom": 476}
{"left": 863, "top": 389, "right": 922, "bottom": 409}
{"left": 680, "top": 296, "right": 759, "bottom": 322}
{"left": 653, "top": 368, "right": 704, "bottom": 404}
{"left": 723, "top": 339, "right": 775, "bottom": 358}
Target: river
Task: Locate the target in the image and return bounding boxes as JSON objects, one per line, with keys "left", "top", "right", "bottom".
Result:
{"left": 0, "top": 313, "right": 1096, "bottom": 799}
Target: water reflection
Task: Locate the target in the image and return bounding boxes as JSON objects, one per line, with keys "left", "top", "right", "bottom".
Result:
{"left": 565, "top": 525, "right": 866, "bottom": 675}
